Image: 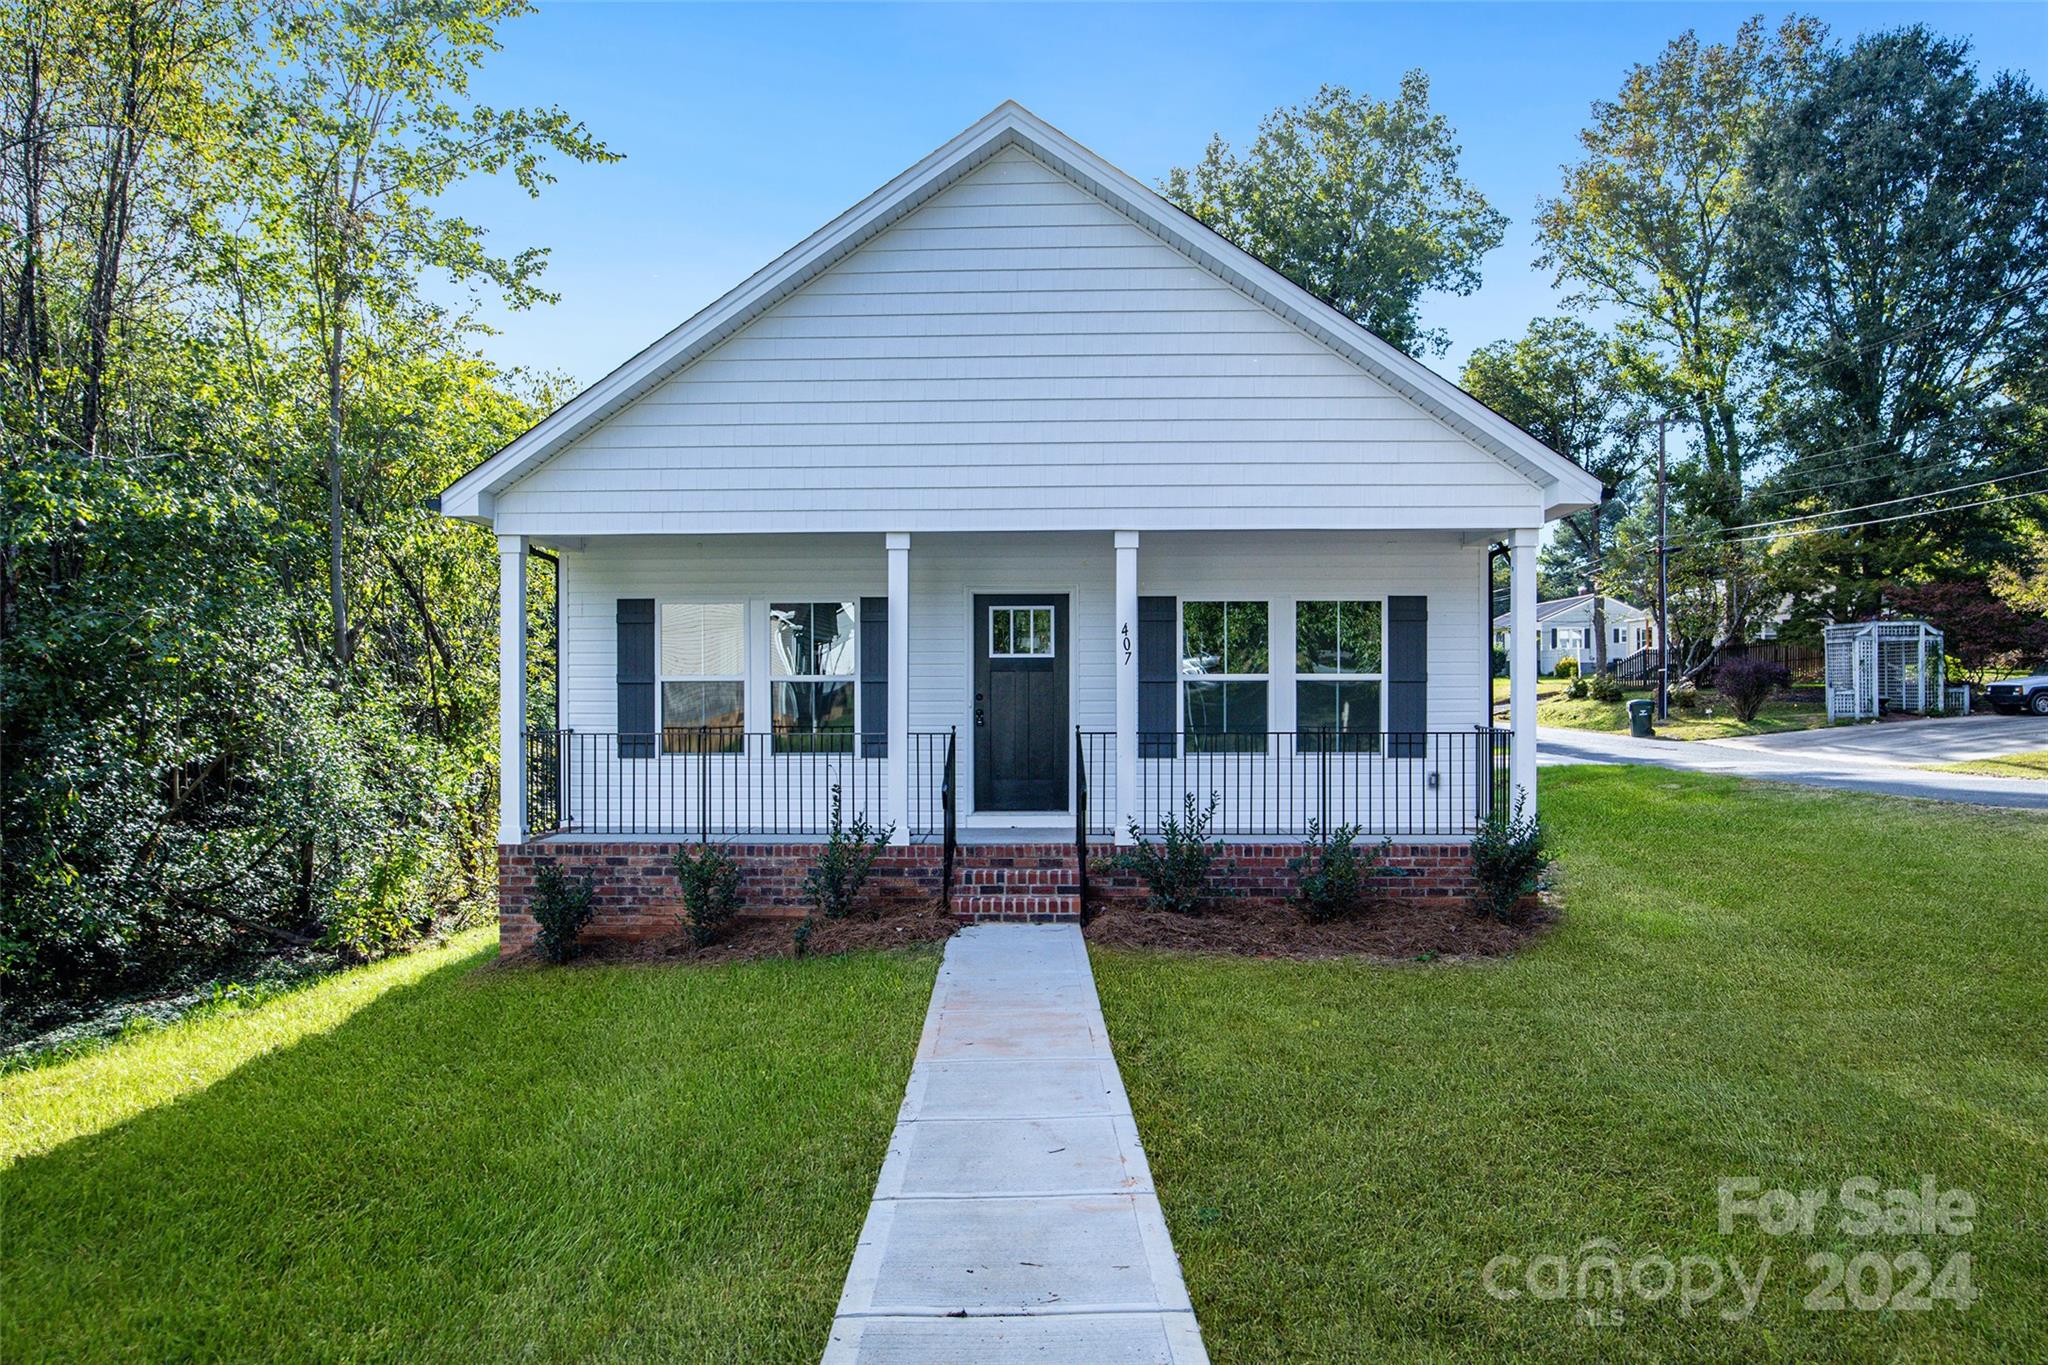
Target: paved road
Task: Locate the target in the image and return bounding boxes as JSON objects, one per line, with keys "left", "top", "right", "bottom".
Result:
{"left": 825, "top": 924, "right": 1207, "bottom": 1364}
{"left": 1539, "top": 725, "right": 2048, "bottom": 810}
{"left": 1716, "top": 712, "right": 2048, "bottom": 764}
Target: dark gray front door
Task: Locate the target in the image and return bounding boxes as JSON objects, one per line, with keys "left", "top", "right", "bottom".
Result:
{"left": 973, "top": 594, "right": 1069, "bottom": 812}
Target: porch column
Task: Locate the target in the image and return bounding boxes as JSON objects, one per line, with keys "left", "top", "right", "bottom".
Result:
{"left": 886, "top": 532, "right": 911, "bottom": 843}
{"left": 1114, "top": 531, "right": 1139, "bottom": 845}
{"left": 1508, "top": 527, "right": 1539, "bottom": 816}
{"left": 496, "top": 533, "right": 528, "bottom": 845}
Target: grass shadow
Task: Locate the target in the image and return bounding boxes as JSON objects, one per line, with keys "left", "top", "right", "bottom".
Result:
{"left": 2, "top": 939, "right": 937, "bottom": 1362}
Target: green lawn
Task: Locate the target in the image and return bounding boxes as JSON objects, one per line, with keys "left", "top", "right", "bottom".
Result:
{"left": 1537, "top": 689, "right": 1830, "bottom": 740}
{"left": 1095, "top": 767, "right": 2048, "bottom": 1362}
{"left": 1922, "top": 749, "right": 2048, "bottom": 780}
{"left": 2, "top": 930, "right": 938, "bottom": 1362}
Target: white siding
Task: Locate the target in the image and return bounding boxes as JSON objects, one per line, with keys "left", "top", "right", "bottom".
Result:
{"left": 552, "top": 530, "right": 1490, "bottom": 832}
{"left": 494, "top": 146, "right": 1542, "bottom": 537}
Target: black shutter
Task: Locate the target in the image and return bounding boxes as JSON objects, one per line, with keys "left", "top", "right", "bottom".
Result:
{"left": 1138, "top": 595, "right": 1176, "bottom": 757}
{"left": 860, "top": 596, "right": 887, "bottom": 759}
{"left": 1386, "top": 595, "right": 1427, "bottom": 758}
{"left": 617, "top": 598, "right": 655, "bottom": 758}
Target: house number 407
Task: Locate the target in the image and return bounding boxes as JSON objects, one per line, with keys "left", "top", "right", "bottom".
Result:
{"left": 1120, "top": 622, "right": 1132, "bottom": 666}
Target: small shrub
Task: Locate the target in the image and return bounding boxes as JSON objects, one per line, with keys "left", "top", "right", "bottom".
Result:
{"left": 1589, "top": 671, "right": 1623, "bottom": 703}
{"left": 803, "top": 785, "right": 894, "bottom": 919}
{"left": 1673, "top": 680, "right": 1701, "bottom": 710}
{"left": 1491, "top": 645, "right": 1508, "bottom": 677}
{"left": 673, "top": 844, "right": 743, "bottom": 947}
{"left": 1554, "top": 656, "right": 1579, "bottom": 678}
{"left": 1716, "top": 656, "right": 1791, "bottom": 722}
{"left": 1106, "top": 791, "right": 1222, "bottom": 915}
{"left": 1471, "top": 794, "right": 1551, "bottom": 924}
{"left": 793, "top": 915, "right": 816, "bottom": 956}
{"left": 1564, "top": 675, "right": 1591, "bottom": 700}
{"left": 1289, "top": 820, "right": 1389, "bottom": 923}
{"left": 529, "top": 860, "right": 596, "bottom": 963}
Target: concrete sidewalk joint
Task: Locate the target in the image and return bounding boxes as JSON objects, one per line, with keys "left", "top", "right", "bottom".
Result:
{"left": 824, "top": 924, "right": 1208, "bottom": 1364}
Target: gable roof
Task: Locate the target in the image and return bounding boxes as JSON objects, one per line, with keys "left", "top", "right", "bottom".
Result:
{"left": 1495, "top": 593, "right": 1653, "bottom": 634}
{"left": 441, "top": 102, "right": 1602, "bottom": 523}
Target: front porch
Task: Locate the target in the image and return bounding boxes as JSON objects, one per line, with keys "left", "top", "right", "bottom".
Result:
{"left": 493, "top": 526, "right": 1542, "bottom": 927}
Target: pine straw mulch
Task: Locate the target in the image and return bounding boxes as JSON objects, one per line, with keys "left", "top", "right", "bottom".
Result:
{"left": 1081, "top": 894, "right": 1555, "bottom": 962}
{"left": 533, "top": 902, "right": 959, "bottom": 968}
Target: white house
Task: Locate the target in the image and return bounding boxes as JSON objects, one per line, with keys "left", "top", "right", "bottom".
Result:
{"left": 1494, "top": 593, "right": 1656, "bottom": 675}
{"left": 441, "top": 104, "right": 1597, "bottom": 924}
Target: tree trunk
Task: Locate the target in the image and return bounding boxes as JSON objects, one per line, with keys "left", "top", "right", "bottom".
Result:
{"left": 80, "top": 6, "right": 149, "bottom": 458}
{"left": 326, "top": 309, "right": 349, "bottom": 668}
{"left": 1590, "top": 513, "right": 1608, "bottom": 672}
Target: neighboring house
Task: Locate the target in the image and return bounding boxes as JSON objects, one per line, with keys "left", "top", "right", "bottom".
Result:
{"left": 440, "top": 103, "right": 1598, "bottom": 937}
{"left": 1494, "top": 594, "right": 1656, "bottom": 674}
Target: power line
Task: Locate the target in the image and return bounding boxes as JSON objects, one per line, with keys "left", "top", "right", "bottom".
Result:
{"left": 1755, "top": 450, "right": 2003, "bottom": 505}
{"left": 1734, "top": 464, "right": 2047, "bottom": 528}
{"left": 1671, "top": 482, "right": 2048, "bottom": 551}
{"left": 1722, "top": 485, "right": 2048, "bottom": 547}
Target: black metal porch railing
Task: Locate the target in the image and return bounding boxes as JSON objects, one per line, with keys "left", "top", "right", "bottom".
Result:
{"left": 939, "top": 727, "right": 957, "bottom": 910}
{"left": 1075, "top": 729, "right": 1512, "bottom": 839}
{"left": 522, "top": 728, "right": 955, "bottom": 839}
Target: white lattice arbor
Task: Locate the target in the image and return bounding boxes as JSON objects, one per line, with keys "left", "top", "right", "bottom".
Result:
{"left": 1823, "top": 620, "right": 1946, "bottom": 722}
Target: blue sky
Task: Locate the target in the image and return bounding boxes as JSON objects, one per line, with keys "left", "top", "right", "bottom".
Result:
{"left": 444, "top": 2, "right": 2047, "bottom": 391}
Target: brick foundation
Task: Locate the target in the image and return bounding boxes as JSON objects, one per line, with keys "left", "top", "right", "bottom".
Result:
{"left": 497, "top": 839, "right": 1480, "bottom": 953}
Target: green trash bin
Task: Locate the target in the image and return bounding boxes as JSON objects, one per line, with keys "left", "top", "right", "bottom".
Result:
{"left": 1627, "top": 698, "right": 1655, "bottom": 737}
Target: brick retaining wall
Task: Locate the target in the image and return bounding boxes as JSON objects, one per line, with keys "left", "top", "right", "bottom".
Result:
{"left": 498, "top": 839, "right": 1480, "bottom": 954}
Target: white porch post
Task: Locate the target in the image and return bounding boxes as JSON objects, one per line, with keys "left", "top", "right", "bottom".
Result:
{"left": 1114, "top": 531, "right": 1139, "bottom": 845}
{"left": 1508, "top": 527, "right": 1539, "bottom": 816}
{"left": 496, "top": 533, "right": 528, "bottom": 845}
{"left": 886, "top": 532, "right": 911, "bottom": 843}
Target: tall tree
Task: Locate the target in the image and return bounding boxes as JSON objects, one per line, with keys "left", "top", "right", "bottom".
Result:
{"left": 1163, "top": 77, "right": 1506, "bottom": 357}
{"left": 2, "top": 0, "right": 606, "bottom": 1006}
{"left": 1734, "top": 27, "right": 2048, "bottom": 622}
{"left": 1536, "top": 14, "right": 1825, "bottom": 639}
{"left": 255, "top": 0, "right": 613, "bottom": 667}
{"left": 1463, "top": 318, "right": 1643, "bottom": 668}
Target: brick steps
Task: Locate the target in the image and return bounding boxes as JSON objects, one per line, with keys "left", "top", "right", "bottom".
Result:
{"left": 951, "top": 893, "right": 1082, "bottom": 923}
{"left": 947, "top": 845, "right": 1085, "bottom": 923}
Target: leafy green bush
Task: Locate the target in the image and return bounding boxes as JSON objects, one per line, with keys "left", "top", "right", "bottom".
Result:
{"left": 1491, "top": 645, "right": 1508, "bottom": 677}
{"left": 1554, "top": 656, "right": 1580, "bottom": 678}
{"left": 1471, "top": 794, "right": 1551, "bottom": 924}
{"left": 1106, "top": 792, "right": 1222, "bottom": 915}
{"left": 673, "top": 845, "right": 743, "bottom": 947}
{"left": 530, "top": 861, "right": 596, "bottom": 963}
{"left": 1589, "top": 671, "right": 1624, "bottom": 703}
{"left": 1564, "top": 675, "right": 1591, "bottom": 700}
{"left": 802, "top": 786, "right": 894, "bottom": 920}
{"left": 1289, "top": 820, "right": 1390, "bottom": 923}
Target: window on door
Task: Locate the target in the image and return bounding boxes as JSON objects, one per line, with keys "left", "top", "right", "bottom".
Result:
{"left": 660, "top": 602, "right": 745, "bottom": 752}
{"left": 770, "top": 601, "right": 858, "bottom": 752}
{"left": 989, "top": 605, "right": 1055, "bottom": 657}
{"left": 1181, "top": 600, "right": 1268, "bottom": 752}
{"left": 1296, "top": 599, "right": 1383, "bottom": 752}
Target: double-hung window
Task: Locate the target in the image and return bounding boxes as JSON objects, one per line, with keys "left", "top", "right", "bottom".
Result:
{"left": 770, "top": 601, "right": 858, "bottom": 752}
{"left": 1181, "top": 600, "right": 1268, "bottom": 752}
{"left": 660, "top": 602, "right": 745, "bottom": 753}
{"left": 1296, "top": 599, "right": 1383, "bottom": 752}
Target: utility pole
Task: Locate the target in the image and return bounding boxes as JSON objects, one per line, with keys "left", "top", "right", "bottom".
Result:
{"left": 1656, "top": 416, "right": 1671, "bottom": 721}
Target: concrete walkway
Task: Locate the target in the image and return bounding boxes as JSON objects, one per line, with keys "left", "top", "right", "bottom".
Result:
{"left": 824, "top": 924, "right": 1207, "bottom": 1364}
{"left": 1538, "top": 725, "right": 2048, "bottom": 810}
